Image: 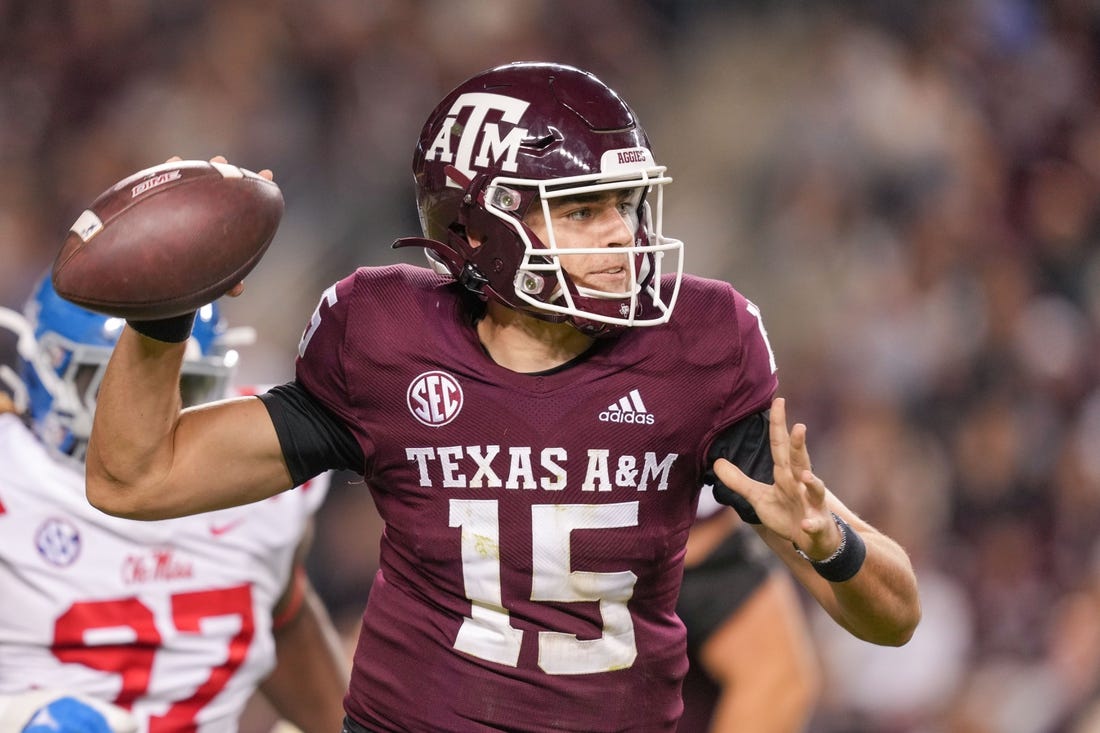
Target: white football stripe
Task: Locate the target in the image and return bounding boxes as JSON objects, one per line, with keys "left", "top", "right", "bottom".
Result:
{"left": 209, "top": 161, "right": 244, "bottom": 178}
{"left": 69, "top": 209, "right": 103, "bottom": 242}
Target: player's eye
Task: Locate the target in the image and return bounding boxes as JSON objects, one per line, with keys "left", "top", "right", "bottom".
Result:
{"left": 619, "top": 188, "right": 644, "bottom": 210}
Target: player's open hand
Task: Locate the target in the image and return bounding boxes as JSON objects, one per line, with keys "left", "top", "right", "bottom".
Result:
{"left": 712, "top": 398, "right": 842, "bottom": 558}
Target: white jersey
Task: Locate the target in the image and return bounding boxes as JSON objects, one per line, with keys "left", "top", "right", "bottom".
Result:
{"left": 0, "top": 413, "right": 329, "bottom": 733}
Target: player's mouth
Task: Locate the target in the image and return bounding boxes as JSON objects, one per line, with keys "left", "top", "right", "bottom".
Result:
{"left": 582, "top": 265, "right": 630, "bottom": 292}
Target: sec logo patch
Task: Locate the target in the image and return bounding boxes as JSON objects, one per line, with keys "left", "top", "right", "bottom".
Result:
{"left": 407, "top": 371, "right": 464, "bottom": 427}
{"left": 36, "top": 517, "right": 82, "bottom": 567}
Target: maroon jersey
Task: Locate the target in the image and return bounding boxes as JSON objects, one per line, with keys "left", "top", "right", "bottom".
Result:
{"left": 295, "top": 264, "right": 777, "bottom": 732}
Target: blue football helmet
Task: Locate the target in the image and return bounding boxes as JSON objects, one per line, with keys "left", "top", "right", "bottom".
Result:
{"left": 0, "top": 276, "right": 248, "bottom": 464}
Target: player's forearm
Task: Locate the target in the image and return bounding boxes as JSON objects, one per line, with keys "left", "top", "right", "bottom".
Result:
{"left": 710, "top": 678, "right": 817, "bottom": 733}
{"left": 86, "top": 327, "right": 187, "bottom": 516}
{"left": 826, "top": 518, "right": 920, "bottom": 645}
{"left": 262, "top": 581, "right": 349, "bottom": 733}
{"left": 758, "top": 515, "right": 921, "bottom": 646}
{"left": 87, "top": 327, "right": 294, "bottom": 519}
{"left": 704, "top": 574, "right": 821, "bottom": 733}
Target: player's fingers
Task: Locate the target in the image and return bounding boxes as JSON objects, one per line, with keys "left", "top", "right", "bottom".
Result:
{"left": 187, "top": 154, "right": 272, "bottom": 180}
{"left": 788, "top": 421, "right": 828, "bottom": 510}
{"left": 800, "top": 511, "right": 832, "bottom": 536}
{"left": 712, "top": 458, "right": 762, "bottom": 502}
{"left": 769, "top": 397, "right": 793, "bottom": 479}
{"left": 800, "top": 468, "right": 828, "bottom": 507}
{"left": 790, "top": 422, "right": 811, "bottom": 474}
{"left": 165, "top": 155, "right": 182, "bottom": 163}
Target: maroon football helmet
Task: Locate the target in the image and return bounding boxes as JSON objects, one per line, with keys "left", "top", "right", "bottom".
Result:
{"left": 395, "top": 62, "right": 683, "bottom": 336}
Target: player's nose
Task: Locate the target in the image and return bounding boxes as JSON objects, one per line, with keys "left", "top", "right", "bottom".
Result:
{"left": 599, "top": 207, "right": 635, "bottom": 249}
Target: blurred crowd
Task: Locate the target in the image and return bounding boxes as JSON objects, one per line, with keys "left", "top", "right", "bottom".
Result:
{"left": 5, "top": 1, "right": 1100, "bottom": 731}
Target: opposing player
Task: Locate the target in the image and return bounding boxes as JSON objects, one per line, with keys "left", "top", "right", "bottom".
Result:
{"left": 83, "top": 62, "right": 920, "bottom": 731}
{"left": 676, "top": 496, "right": 821, "bottom": 732}
{"left": 0, "top": 278, "right": 347, "bottom": 732}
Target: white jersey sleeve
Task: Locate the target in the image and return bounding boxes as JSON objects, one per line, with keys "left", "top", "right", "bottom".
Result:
{"left": 0, "top": 414, "right": 329, "bottom": 733}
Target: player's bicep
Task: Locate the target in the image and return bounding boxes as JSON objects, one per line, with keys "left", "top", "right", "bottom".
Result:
{"left": 260, "top": 382, "right": 364, "bottom": 484}
{"left": 164, "top": 395, "right": 294, "bottom": 516}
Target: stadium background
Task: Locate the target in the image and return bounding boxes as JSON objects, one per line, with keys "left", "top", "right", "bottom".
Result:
{"left": 3, "top": 1, "right": 1100, "bottom": 730}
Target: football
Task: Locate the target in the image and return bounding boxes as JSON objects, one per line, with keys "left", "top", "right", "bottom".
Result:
{"left": 52, "top": 159, "right": 284, "bottom": 320}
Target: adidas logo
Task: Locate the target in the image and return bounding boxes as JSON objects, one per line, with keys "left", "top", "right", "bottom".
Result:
{"left": 598, "top": 389, "right": 655, "bottom": 425}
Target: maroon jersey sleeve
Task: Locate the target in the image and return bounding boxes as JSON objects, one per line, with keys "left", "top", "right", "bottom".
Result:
{"left": 720, "top": 285, "right": 779, "bottom": 424}
{"left": 680, "top": 277, "right": 779, "bottom": 470}
{"left": 294, "top": 272, "right": 374, "bottom": 463}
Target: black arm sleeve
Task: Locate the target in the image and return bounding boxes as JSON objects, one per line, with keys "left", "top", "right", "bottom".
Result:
{"left": 258, "top": 381, "right": 365, "bottom": 485}
{"left": 702, "top": 410, "right": 774, "bottom": 524}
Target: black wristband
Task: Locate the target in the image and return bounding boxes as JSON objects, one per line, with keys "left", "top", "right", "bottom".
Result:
{"left": 127, "top": 311, "right": 197, "bottom": 343}
{"left": 793, "top": 512, "right": 867, "bottom": 583}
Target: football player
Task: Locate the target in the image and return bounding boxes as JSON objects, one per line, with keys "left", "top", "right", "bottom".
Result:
{"left": 0, "top": 277, "right": 347, "bottom": 732}
{"left": 84, "top": 62, "right": 920, "bottom": 731}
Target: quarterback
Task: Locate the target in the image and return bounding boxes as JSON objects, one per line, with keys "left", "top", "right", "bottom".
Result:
{"left": 0, "top": 279, "right": 346, "bottom": 732}
{"left": 85, "top": 63, "right": 920, "bottom": 731}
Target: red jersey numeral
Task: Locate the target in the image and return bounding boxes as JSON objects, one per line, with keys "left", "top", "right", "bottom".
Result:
{"left": 51, "top": 585, "right": 255, "bottom": 732}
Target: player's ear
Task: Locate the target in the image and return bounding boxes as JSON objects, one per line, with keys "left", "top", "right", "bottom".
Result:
{"left": 467, "top": 230, "right": 485, "bottom": 249}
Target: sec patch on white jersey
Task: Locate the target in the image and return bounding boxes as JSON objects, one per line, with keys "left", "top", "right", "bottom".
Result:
{"left": 0, "top": 413, "right": 329, "bottom": 733}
